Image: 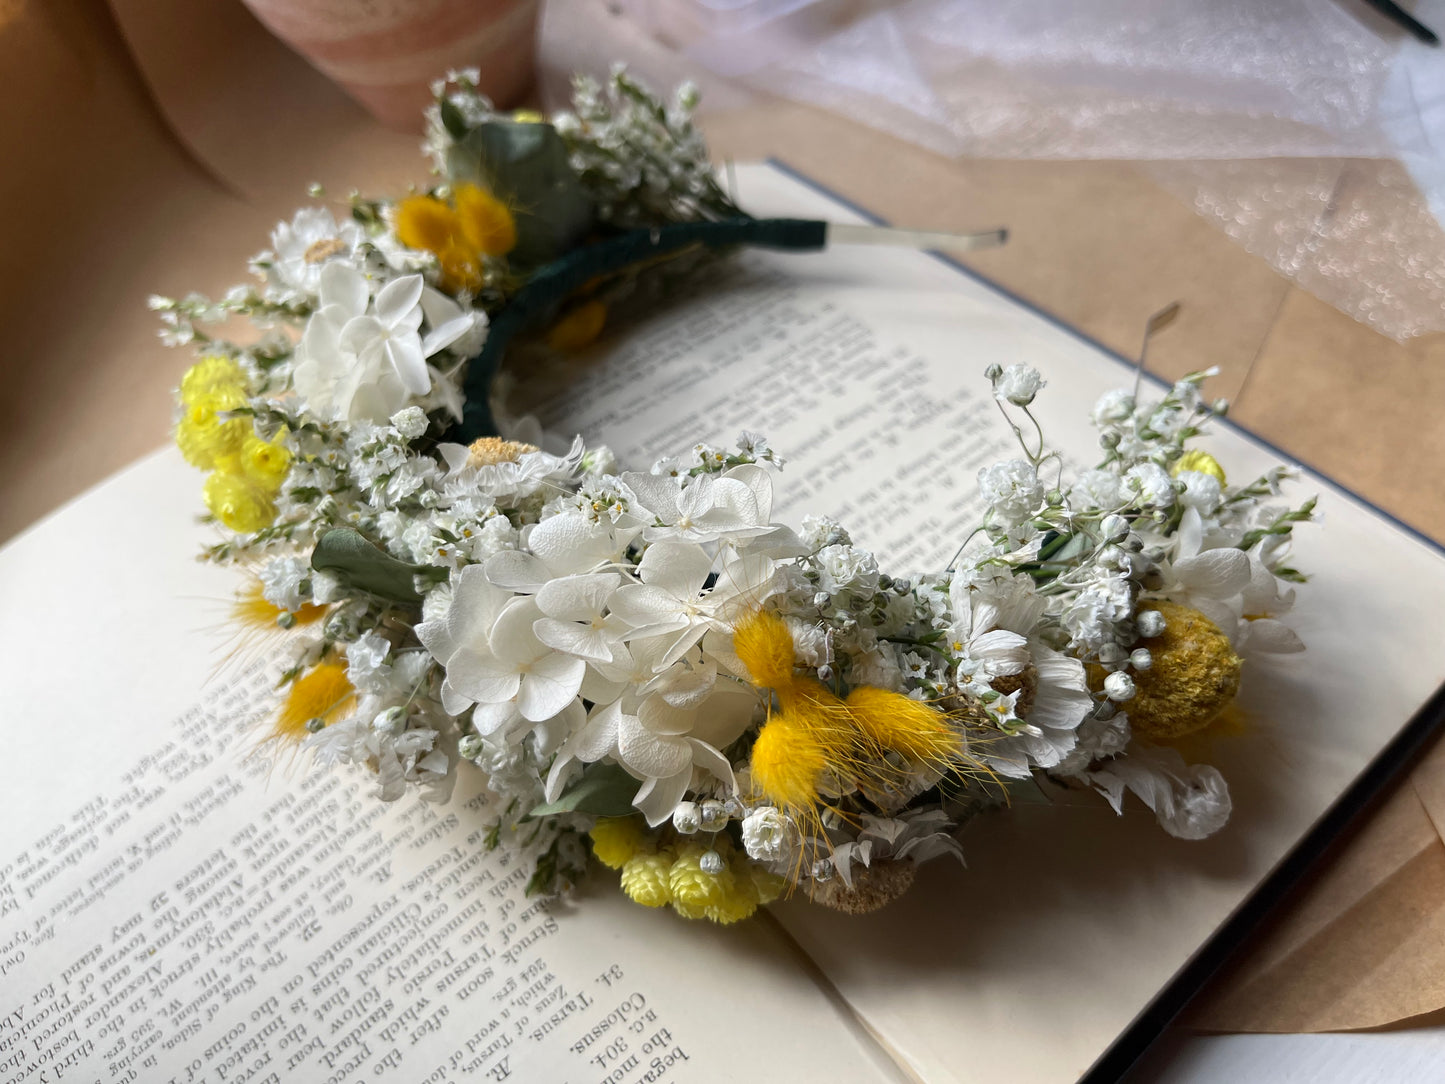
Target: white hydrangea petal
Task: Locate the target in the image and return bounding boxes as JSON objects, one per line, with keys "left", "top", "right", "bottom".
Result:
{"left": 374, "top": 273, "right": 424, "bottom": 327}
{"left": 521, "top": 652, "right": 586, "bottom": 713}
{"left": 618, "top": 718, "right": 692, "bottom": 780}
{"left": 537, "top": 572, "right": 620, "bottom": 622}
{"left": 385, "top": 335, "right": 431, "bottom": 396}
{"left": 1238, "top": 617, "right": 1306, "bottom": 654}
{"left": 533, "top": 617, "right": 615, "bottom": 663}
{"left": 637, "top": 540, "right": 712, "bottom": 597}
{"left": 445, "top": 650, "right": 521, "bottom": 705}
{"left": 632, "top": 770, "right": 691, "bottom": 828}
{"left": 319, "top": 261, "right": 368, "bottom": 313}
{"left": 1172, "top": 547, "right": 1252, "bottom": 597}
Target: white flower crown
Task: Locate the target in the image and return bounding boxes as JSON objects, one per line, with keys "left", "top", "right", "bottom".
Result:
{"left": 159, "top": 69, "right": 1314, "bottom": 921}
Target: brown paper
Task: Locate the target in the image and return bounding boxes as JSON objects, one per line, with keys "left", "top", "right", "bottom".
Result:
{"left": 5, "top": 0, "right": 1445, "bottom": 1037}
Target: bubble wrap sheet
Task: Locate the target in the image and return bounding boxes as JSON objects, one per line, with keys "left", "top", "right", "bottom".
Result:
{"left": 627, "top": 0, "right": 1445, "bottom": 339}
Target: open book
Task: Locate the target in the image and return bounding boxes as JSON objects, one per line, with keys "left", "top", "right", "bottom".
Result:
{"left": 4, "top": 164, "right": 1445, "bottom": 1084}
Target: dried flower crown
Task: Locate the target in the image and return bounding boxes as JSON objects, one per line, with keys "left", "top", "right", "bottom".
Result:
{"left": 158, "top": 69, "right": 1315, "bottom": 920}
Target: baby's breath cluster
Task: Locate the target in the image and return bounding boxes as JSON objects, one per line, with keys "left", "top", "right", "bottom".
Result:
{"left": 161, "top": 71, "right": 1315, "bottom": 918}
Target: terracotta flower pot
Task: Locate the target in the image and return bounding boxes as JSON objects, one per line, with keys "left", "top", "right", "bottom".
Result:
{"left": 240, "top": 0, "right": 540, "bottom": 131}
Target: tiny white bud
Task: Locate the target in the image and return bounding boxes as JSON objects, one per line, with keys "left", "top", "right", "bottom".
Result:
{"left": 1101, "top": 514, "right": 1129, "bottom": 542}
{"left": 1103, "top": 671, "right": 1136, "bottom": 701}
{"left": 372, "top": 706, "right": 407, "bottom": 735}
{"left": 1137, "top": 609, "right": 1166, "bottom": 638}
{"left": 699, "top": 800, "right": 729, "bottom": 832}
{"left": 1130, "top": 648, "right": 1153, "bottom": 670}
{"left": 458, "top": 733, "right": 484, "bottom": 759}
{"left": 1098, "top": 642, "right": 1127, "bottom": 664}
{"left": 699, "top": 850, "right": 725, "bottom": 875}
{"left": 672, "top": 801, "right": 700, "bottom": 835}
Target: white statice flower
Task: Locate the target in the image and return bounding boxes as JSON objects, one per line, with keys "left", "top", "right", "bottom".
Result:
{"left": 306, "top": 716, "right": 449, "bottom": 802}
{"left": 1092, "top": 388, "right": 1135, "bottom": 426}
{"left": 815, "top": 543, "right": 879, "bottom": 597}
{"left": 741, "top": 807, "right": 794, "bottom": 863}
{"left": 258, "top": 554, "right": 312, "bottom": 612}
{"left": 1176, "top": 469, "right": 1223, "bottom": 511}
{"left": 263, "top": 207, "right": 363, "bottom": 297}
{"left": 345, "top": 630, "right": 393, "bottom": 691}
{"left": 1061, "top": 568, "right": 1134, "bottom": 657}
{"left": 994, "top": 363, "right": 1045, "bottom": 406}
{"left": 1124, "top": 462, "right": 1176, "bottom": 509}
{"left": 390, "top": 406, "right": 429, "bottom": 440}
{"left": 1084, "top": 746, "right": 1232, "bottom": 840}
{"left": 799, "top": 514, "right": 850, "bottom": 551}
{"left": 977, "top": 459, "right": 1044, "bottom": 525}
{"left": 1069, "top": 469, "right": 1124, "bottom": 511}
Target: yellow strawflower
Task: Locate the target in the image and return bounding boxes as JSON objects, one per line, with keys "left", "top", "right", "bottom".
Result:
{"left": 454, "top": 183, "right": 517, "bottom": 256}
{"left": 619, "top": 849, "right": 674, "bottom": 908}
{"left": 590, "top": 816, "right": 648, "bottom": 870}
{"left": 1172, "top": 449, "right": 1226, "bottom": 485}
{"left": 203, "top": 470, "right": 276, "bottom": 533}
{"left": 175, "top": 386, "right": 249, "bottom": 470}
{"left": 179, "top": 355, "right": 247, "bottom": 405}
{"left": 545, "top": 299, "right": 608, "bottom": 352}
{"left": 272, "top": 661, "right": 356, "bottom": 744}
{"left": 239, "top": 432, "right": 292, "bottom": 491}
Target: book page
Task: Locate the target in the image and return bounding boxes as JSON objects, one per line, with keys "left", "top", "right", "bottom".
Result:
{"left": 522, "top": 163, "right": 1445, "bottom": 1082}
{"left": 0, "top": 451, "right": 906, "bottom": 1084}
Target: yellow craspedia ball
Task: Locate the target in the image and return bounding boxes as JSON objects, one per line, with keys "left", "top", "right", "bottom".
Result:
{"left": 1172, "top": 449, "right": 1226, "bottom": 486}
{"left": 239, "top": 433, "right": 292, "bottom": 492}
{"left": 454, "top": 183, "right": 517, "bottom": 257}
{"left": 589, "top": 816, "right": 647, "bottom": 870}
{"left": 395, "top": 194, "right": 461, "bottom": 255}
{"left": 668, "top": 843, "right": 734, "bottom": 920}
{"left": 1126, "top": 601, "right": 1242, "bottom": 740}
{"left": 203, "top": 470, "right": 276, "bottom": 533}
{"left": 179, "top": 356, "right": 247, "bottom": 405}
{"left": 545, "top": 299, "right": 608, "bottom": 352}
{"left": 619, "top": 850, "right": 674, "bottom": 908}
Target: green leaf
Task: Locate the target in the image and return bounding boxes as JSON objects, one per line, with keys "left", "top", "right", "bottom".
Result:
{"left": 446, "top": 120, "right": 595, "bottom": 266}
{"left": 527, "top": 761, "right": 639, "bottom": 819}
{"left": 310, "top": 528, "right": 438, "bottom": 604}
{"left": 439, "top": 96, "right": 471, "bottom": 141}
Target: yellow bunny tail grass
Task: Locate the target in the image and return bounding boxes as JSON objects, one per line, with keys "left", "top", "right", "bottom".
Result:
{"left": 731, "top": 606, "right": 798, "bottom": 693}
{"left": 845, "top": 685, "right": 963, "bottom": 766}
{"left": 453, "top": 182, "right": 517, "bottom": 257}
{"left": 272, "top": 662, "right": 356, "bottom": 745}
{"left": 589, "top": 816, "right": 648, "bottom": 870}
{"left": 232, "top": 579, "right": 325, "bottom": 632}
{"left": 750, "top": 713, "right": 829, "bottom": 814}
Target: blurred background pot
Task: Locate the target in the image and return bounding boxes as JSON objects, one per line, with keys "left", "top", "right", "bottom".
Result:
{"left": 240, "top": 0, "right": 539, "bottom": 130}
